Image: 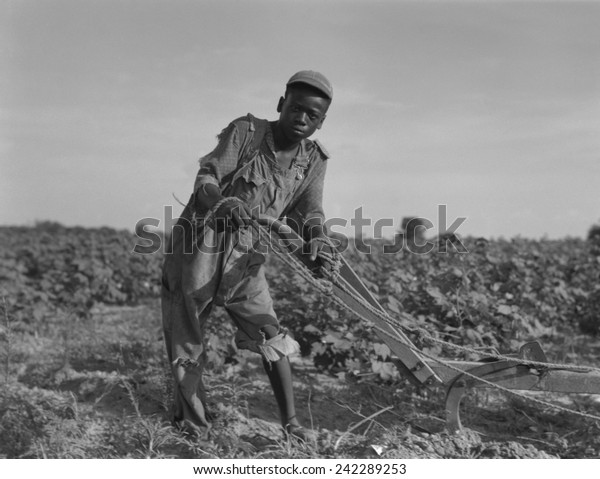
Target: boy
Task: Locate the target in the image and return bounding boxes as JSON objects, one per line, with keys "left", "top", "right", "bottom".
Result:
{"left": 161, "top": 71, "right": 334, "bottom": 440}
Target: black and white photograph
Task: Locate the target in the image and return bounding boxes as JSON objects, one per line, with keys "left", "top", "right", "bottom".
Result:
{"left": 1, "top": 0, "right": 599, "bottom": 470}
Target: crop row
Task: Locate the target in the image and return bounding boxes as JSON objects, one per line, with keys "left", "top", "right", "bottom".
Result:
{"left": 1, "top": 222, "right": 599, "bottom": 377}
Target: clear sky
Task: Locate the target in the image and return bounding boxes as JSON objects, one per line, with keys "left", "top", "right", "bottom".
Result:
{"left": 2, "top": 0, "right": 599, "bottom": 239}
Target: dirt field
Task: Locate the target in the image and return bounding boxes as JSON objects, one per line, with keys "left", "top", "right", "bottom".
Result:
{"left": 2, "top": 300, "right": 599, "bottom": 459}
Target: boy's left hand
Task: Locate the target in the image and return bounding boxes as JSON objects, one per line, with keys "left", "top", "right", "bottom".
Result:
{"left": 308, "top": 236, "right": 341, "bottom": 277}
{"left": 308, "top": 236, "right": 331, "bottom": 261}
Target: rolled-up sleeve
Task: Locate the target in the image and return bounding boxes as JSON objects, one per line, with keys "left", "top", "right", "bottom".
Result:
{"left": 193, "top": 122, "right": 242, "bottom": 193}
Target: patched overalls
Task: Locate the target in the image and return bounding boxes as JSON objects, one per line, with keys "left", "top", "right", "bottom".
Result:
{"left": 161, "top": 114, "right": 329, "bottom": 433}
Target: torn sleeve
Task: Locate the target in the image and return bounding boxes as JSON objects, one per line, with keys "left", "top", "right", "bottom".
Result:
{"left": 193, "top": 122, "right": 243, "bottom": 194}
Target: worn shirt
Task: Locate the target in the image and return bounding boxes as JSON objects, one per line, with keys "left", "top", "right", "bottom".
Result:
{"left": 166, "top": 113, "right": 330, "bottom": 308}
{"left": 193, "top": 113, "right": 329, "bottom": 231}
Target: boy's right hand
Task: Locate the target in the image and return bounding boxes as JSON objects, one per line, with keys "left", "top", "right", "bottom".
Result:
{"left": 196, "top": 184, "right": 254, "bottom": 231}
{"left": 213, "top": 199, "right": 254, "bottom": 231}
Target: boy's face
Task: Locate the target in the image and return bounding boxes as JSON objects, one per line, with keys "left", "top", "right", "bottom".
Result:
{"left": 277, "top": 86, "right": 330, "bottom": 143}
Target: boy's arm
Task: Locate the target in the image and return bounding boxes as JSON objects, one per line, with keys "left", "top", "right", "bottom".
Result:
{"left": 193, "top": 119, "right": 254, "bottom": 229}
{"left": 193, "top": 122, "right": 240, "bottom": 197}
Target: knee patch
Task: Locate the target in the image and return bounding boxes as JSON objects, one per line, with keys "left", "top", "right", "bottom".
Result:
{"left": 236, "top": 329, "right": 300, "bottom": 362}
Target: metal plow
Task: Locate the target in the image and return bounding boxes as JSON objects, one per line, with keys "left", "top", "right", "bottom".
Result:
{"left": 257, "top": 215, "right": 600, "bottom": 433}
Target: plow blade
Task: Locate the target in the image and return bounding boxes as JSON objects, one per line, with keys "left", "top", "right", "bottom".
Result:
{"left": 427, "top": 342, "right": 600, "bottom": 432}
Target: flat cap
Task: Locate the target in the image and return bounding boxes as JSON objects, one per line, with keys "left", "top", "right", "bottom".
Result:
{"left": 286, "top": 70, "right": 333, "bottom": 100}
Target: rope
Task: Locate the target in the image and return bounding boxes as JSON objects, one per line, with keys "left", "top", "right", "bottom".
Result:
{"left": 419, "top": 334, "right": 598, "bottom": 373}
{"left": 202, "top": 197, "right": 243, "bottom": 229}
{"left": 255, "top": 222, "right": 600, "bottom": 423}
{"left": 257, "top": 226, "right": 409, "bottom": 345}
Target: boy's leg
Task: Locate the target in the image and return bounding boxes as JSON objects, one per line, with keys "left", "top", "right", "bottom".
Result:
{"left": 162, "top": 279, "right": 213, "bottom": 435}
{"left": 161, "top": 220, "right": 218, "bottom": 436}
{"left": 223, "top": 260, "right": 309, "bottom": 435}
{"left": 260, "top": 324, "right": 300, "bottom": 429}
{"left": 259, "top": 346, "right": 316, "bottom": 441}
